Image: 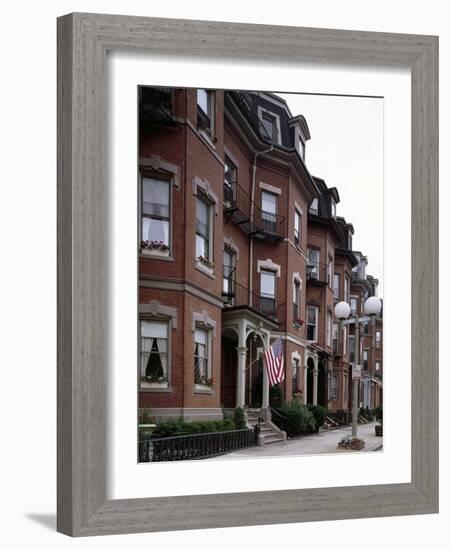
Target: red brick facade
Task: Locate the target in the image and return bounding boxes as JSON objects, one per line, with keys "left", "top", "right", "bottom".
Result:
{"left": 138, "top": 87, "right": 382, "bottom": 422}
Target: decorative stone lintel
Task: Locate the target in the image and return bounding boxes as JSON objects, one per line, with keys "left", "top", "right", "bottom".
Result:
{"left": 192, "top": 176, "right": 219, "bottom": 214}
{"left": 139, "top": 155, "right": 180, "bottom": 188}
{"left": 192, "top": 310, "right": 217, "bottom": 337}
{"left": 139, "top": 301, "right": 178, "bottom": 329}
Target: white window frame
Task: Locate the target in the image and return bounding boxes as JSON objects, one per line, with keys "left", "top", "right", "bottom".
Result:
{"left": 140, "top": 173, "right": 172, "bottom": 257}
{"left": 193, "top": 324, "right": 213, "bottom": 388}
{"left": 329, "top": 373, "right": 339, "bottom": 401}
{"left": 257, "top": 106, "right": 282, "bottom": 145}
{"left": 309, "top": 197, "right": 319, "bottom": 215}
{"left": 139, "top": 319, "right": 170, "bottom": 389}
{"left": 195, "top": 191, "right": 214, "bottom": 265}
{"left": 197, "top": 88, "right": 215, "bottom": 136}
{"left": 306, "top": 305, "right": 319, "bottom": 341}
{"left": 294, "top": 208, "right": 301, "bottom": 246}
{"left": 326, "top": 311, "right": 332, "bottom": 347}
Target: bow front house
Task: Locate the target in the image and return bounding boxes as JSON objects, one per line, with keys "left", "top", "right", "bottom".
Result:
{"left": 138, "top": 86, "right": 382, "bottom": 427}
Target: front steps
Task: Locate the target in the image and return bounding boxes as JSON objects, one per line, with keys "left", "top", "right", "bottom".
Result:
{"left": 246, "top": 409, "right": 286, "bottom": 445}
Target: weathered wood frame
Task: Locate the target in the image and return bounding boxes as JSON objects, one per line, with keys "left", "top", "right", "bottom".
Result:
{"left": 57, "top": 13, "right": 438, "bottom": 536}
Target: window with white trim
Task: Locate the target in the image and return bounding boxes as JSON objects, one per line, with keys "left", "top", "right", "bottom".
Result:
{"left": 363, "top": 349, "right": 369, "bottom": 370}
{"left": 260, "top": 110, "right": 280, "bottom": 143}
{"left": 375, "top": 361, "right": 381, "bottom": 372}
{"left": 294, "top": 208, "right": 301, "bottom": 246}
{"left": 333, "top": 273, "right": 340, "bottom": 302}
{"left": 293, "top": 278, "right": 301, "bottom": 322}
{"left": 376, "top": 331, "right": 382, "bottom": 348}
{"left": 141, "top": 175, "right": 171, "bottom": 252}
{"left": 332, "top": 322, "right": 339, "bottom": 354}
{"left": 292, "top": 357, "right": 300, "bottom": 394}
{"left": 196, "top": 192, "right": 213, "bottom": 263}
{"left": 197, "top": 89, "right": 214, "bottom": 135}
{"left": 350, "top": 296, "right": 358, "bottom": 315}
{"left": 331, "top": 198, "right": 337, "bottom": 218}
{"left": 224, "top": 156, "right": 237, "bottom": 206}
{"left": 344, "top": 276, "right": 350, "bottom": 303}
{"left": 194, "top": 326, "right": 212, "bottom": 385}
{"left": 329, "top": 374, "right": 338, "bottom": 401}
{"left": 326, "top": 311, "right": 332, "bottom": 347}
{"left": 327, "top": 256, "right": 333, "bottom": 286}
{"left": 306, "top": 306, "right": 318, "bottom": 341}
{"left": 223, "top": 247, "right": 236, "bottom": 304}
{"left": 261, "top": 191, "right": 277, "bottom": 233}
{"left": 307, "top": 248, "right": 320, "bottom": 278}
{"left": 140, "top": 320, "right": 169, "bottom": 385}
{"left": 349, "top": 335, "right": 356, "bottom": 363}
{"left": 309, "top": 197, "right": 319, "bottom": 215}
{"left": 344, "top": 373, "right": 349, "bottom": 402}
{"left": 260, "top": 269, "right": 276, "bottom": 316}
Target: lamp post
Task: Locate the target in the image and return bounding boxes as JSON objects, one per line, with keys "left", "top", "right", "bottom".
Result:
{"left": 334, "top": 296, "right": 382, "bottom": 439}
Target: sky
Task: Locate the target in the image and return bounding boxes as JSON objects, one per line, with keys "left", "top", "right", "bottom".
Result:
{"left": 277, "top": 93, "right": 384, "bottom": 297}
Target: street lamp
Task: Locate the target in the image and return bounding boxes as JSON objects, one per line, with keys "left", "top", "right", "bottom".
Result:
{"left": 334, "top": 296, "right": 382, "bottom": 440}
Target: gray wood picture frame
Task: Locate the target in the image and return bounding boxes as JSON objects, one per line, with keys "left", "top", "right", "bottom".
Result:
{"left": 57, "top": 12, "right": 439, "bottom": 537}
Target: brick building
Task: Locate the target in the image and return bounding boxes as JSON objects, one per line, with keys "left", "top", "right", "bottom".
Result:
{"left": 138, "top": 86, "right": 382, "bottom": 425}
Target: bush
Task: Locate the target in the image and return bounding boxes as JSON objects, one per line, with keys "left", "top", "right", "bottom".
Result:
{"left": 269, "top": 384, "right": 283, "bottom": 407}
{"left": 152, "top": 418, "right": 236, "bottom": 438}
{"left": 307, "top": 405, "right": 327, "bottom": 432}
{"left": 278, "top": 400, "right": 316, "bottom": 437}
{"left": 233, "top": 406, "right": 247, "bottom": 430}
{"left": 374, "top": 405, "right": 383, "bottom": 424}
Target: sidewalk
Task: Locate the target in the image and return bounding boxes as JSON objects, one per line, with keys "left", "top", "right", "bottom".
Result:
{"left": 211, "top": 422, "right": 382, "bottom": 460}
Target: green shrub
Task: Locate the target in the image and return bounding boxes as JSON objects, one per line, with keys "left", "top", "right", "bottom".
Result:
{"left": 233, "top": 406, "right": 247, "bottom": 430}
{"left": 152, "top": 418, "right": 236, "bottom": 437}
{"left": 307, "top": 405, "right": 327, "bottom": 432}
{"left": 278, "top": 400, "right": 316, "bottom": 437}
{"left": 269, "top": 384, "right": 283, "bottom": 407}
{"left": 374, "top": 405, "right": 383, "bottom": 423}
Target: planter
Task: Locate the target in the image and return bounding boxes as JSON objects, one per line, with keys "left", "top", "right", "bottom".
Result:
{"left": 375, "top": 424, "right": 383, "bottom": 437}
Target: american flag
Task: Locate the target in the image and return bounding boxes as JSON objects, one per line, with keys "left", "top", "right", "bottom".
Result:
{"left": 264, "top": 337, "right": 285, "bottom": 387}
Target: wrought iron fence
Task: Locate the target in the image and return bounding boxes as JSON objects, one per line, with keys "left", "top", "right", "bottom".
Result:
{"left": 139, "top": 427, "right": 258, "bottom": 462}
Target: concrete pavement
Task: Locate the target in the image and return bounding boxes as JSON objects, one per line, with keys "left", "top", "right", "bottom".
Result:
{"left": 211, "top": 422, "right": 382, "bottom": 460}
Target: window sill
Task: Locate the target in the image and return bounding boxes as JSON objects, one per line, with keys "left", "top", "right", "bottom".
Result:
{"left": 140, "top": 249, "right": 174, "bottom": 261}
{"left": 193, "top": 384, "right": 214, "bottom": 394}
{"left": 140, "top": 381, "right": 170, "bottom": 390}
{"left": 198, "top": 128, "right": 216, "bottom": 150}
{"left": 195, "top": 261, "right": 215, "bottom": 279}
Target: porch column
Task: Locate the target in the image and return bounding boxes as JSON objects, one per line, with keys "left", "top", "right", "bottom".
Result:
{"left": 313, "top": 363, "right": 318, "bottom": 406}
{"left": 303, "top": 356, "right": 308, "bottom": 404}
{"left": 236, "top": 320, "right": 247, "bottom": 408}
{"left": 261, "top": 332, "right": 270, "bottom": 409}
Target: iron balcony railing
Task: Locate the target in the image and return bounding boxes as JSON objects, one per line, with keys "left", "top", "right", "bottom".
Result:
{"left": 223, "top": 180, "right": 285, "bottom": 242}
{"left": 222, "top": 270, "right": 284, "bottom": 322}
{"left": 139, "top": 427, "right": 258, "bottom": 462}
{"left": 139, "top": 87, "right": 174, "bottom": 126}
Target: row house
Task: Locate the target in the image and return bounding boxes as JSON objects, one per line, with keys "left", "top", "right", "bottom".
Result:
{"left": 138, "top": 86, "right": 383, "bottom": 426}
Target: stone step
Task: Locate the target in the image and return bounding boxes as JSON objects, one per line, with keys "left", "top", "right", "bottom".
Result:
{"left": 264, "top": 434, "right": 285, "bottom": 444}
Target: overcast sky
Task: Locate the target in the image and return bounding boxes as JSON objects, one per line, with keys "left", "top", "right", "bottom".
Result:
{"left": 277, "top": 93, "right": 384, "bottom": 297}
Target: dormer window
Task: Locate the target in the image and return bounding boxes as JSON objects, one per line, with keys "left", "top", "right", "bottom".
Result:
{"left": 258, "top": 107, "right": 281, "bottom": 144}
{"left": 347, "top": 232, "right": 352, "bottom": 250}
{"left": 309, "top": 198, "right": 319, "bottom": 215}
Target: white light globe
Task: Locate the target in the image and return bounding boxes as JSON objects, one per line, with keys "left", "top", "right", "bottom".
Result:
{"left": 334, "top": 301, "right": 351, "bottom": 320}
{"left": 364, "top": 296, "right": 382, "bottom": 316}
